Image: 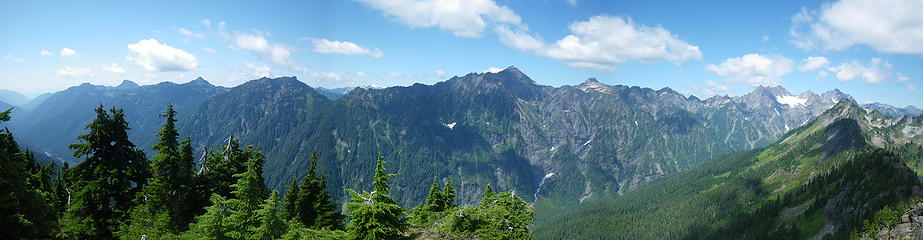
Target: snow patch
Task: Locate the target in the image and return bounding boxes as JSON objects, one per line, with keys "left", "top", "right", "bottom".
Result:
{"left": 776, "top": 95, "right": 807, "bottom": 107}
{"left": 443, "top": 122, "right": 457, "bottom": 129}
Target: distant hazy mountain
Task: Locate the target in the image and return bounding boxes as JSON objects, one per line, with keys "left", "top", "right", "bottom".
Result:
{"left": 862, "top": 102, "right": 923, "bottom": 117}
{"left": 0, "top": 89, "right": 30, "bottom": 106}
{"left": 315, "top": 87, "right": 353, "bottom": 100}
{"left": 535, "top": 100, "right": 923, "bottom": 239}
{"left": 11, "top": 78, "right": 227, "bottom": 161}
{"left": 20, "top": 92, "right": 53, "bottom": 110}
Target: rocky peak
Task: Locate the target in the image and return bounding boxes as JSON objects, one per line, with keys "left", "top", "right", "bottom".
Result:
{"left": 116, "top": 80, "right": 140, "bottom": 89}
{"left": 577, "top": 78, "right": 613, "bottom": 94}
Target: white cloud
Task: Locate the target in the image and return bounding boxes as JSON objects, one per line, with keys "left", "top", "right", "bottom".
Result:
{"left": 565, "top": 0, "right": 577, "bottom": 6}
{"left": 201, "top": 47, "right": 218, "bottom": 55}
{"left": 309, "top": 72, "right": 344, "bottom": 82}
{"left": 126, "top": 38, "right": 200, "bottom": 71}
{"left": 60, "top": 48, "right": 76, "bottom": 57}
{"left": 798, "top": 56, "right": 830, "bottom": 71}
{"left": 789, "top": 0, "right": 923, "bottom": 54}
{"left": 244, "top": 63, "right": 274, "bottom": 78}
{"left": 481, "top": 67, "right": 503, "bottom": 73}
{"left": 817, "top": 70, "right": 829, "bottom": 78}
{"left": 705, "top": 54, "right": 793, "bottom": 86}
{"left": 40, "top": 49, "right": 52, "bottom": 56}
{"left": 435, "top": 70, "right": 445, "bottom": 76}
{"left": 101, "top": 63, "right": 125, "bottom": 73}
{"left": 3, "top": 54, "right": 24, "bottom": 63}
{"left": 496, "top": 16, "right": 702, "bottom": 71}
{"left": 908, "top": 83, "right": 917, "bottom": 91}
{"left": 57, "top": 66, "right": 91, "bottom": 78}
{"left": 200, "top": 19, "right": 211, "bottom": 27}
{"left": 898, "top": 73, "right": 910, "bottom": 82}
{"left": 234, "top": 34, "right": 295, "bottom": 66}
{"left": 356, "top": 72, "right": 368, "bottom": 77}
{"left": 178, "top": 28, "right": 205, "bottom": 38}
{"left": 388, "top": 72, "right": 406, "bottom": 78}
{"left": 308, "top": 38, "right": 383, "bottom": 58}
{"left": 826, "top": 58, "right": 891, "bottom": 83}
{"left": 357, "top": 0, "right": 522, "bottom": 38}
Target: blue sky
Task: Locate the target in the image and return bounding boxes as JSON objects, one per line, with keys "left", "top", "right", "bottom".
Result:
{"left": 0, "top": 0, "right": 920, "bottom": 107}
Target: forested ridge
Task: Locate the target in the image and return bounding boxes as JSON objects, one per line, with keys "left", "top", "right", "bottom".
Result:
{"left": 0, "top": 105, "right": 534, "bottom": 240}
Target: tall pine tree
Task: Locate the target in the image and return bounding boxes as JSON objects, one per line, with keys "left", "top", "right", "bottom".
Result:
{"left": 60, "top": 105, "right": 149, "bottom": 239}
{"left": 295, "top": 152, "right": 343, "bottom": 229}
{"left": 0, "top": 108, "right": 56, "bottom": 238}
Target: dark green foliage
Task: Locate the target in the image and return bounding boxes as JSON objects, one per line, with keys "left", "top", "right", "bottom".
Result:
{"left": 281, "top": 176, "right": 300, "bottom": 221}
{"left": 0, "top": 109, "right": 56, "bottom": 238}
{"left": 292, "top": 152, "right": 343, "bottom": 229}
{"left": 345, "top": 155, "right": 411, "bottom": 240}
{"left": 60, "top": 105, "right": 150, "bottom": 239}
{"left": 250, "top": 191, "right": 287, "bottom": 240}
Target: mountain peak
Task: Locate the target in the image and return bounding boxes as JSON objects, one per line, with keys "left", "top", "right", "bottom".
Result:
{"left": 116, "top": 80, "right": 139, "bottom": 89}
{"left": 501, "top": 65, "right": 521, "bottom": 73}
{"left": 583, "top": 78, "right": 599, "bottom": 84}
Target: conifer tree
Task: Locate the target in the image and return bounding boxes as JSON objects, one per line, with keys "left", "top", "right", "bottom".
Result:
{"left": 481, "top": 184, "right": 495, "bottom": 206}
{"left": 0, "top": 108, "right": 56, "bottom": 238}
{"left": 442, "top": 179, "right": 456, "bottom": 209}
{"left": 425, "top": 177, "right": 442, "bottom": 209}
{"left": 60, "top": 105, "right": 149, "bottom": 239}
{"left": 282, "top": 176, "right": 300, "bottom": 221}
{"left": 345, "top": 154, "right": 410, "bottom": 240}
{"left": 296, "top": 152, "right": 343, "bottom": 229}
{"left": 250, "top": 191, "right": 287, "bottom": 240}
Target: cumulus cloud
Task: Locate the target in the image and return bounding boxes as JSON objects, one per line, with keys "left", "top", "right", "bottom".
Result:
{"left": 60, "top": 48, "right": 76, "bottom": 57}
{"left": 357, "top": 0, "right": 522, "bottom": 38}
{"left": 481, "top": 67, "right": 503, "bottom": 73}
{"left": 178, "top": 28, "right": 205, "bottom": 38}
{"left": 126, "top": 39, "right": 200, "bottom": 71}
{"left": 200, "top": 19, "right": 211, "bottom": 27}
{"left": 57, "top": 66, "right": 91, "bottom": 78}
{"left": 789, "top": 0, "right": 923, "bottom": 54}
{"left": 798, "top": 56, "right": 830, "bottom": 71}
{"left": 705, "top": 54, "right": 793, "bottom": 86}
{"left": 356, "top": 72, "right": 368, "bottom": 77}
{"left": 244, "top": 63, "right": 274, "bottom": 78}
{"left": 3, "top": 54, "right": 24, "bottom": 63}
{"left": 40, "top": 49, "right": 52, "bottom": 56}
{"left": 826, "top": 58, "right": 891, "bottom": 83}
{"left": 496, "top": 16, "right": 702, "bottom": 71}
{"left": 234, "top": 34, "right": 295, "bottom": 66}
{"left": 435, "top": 70, "right": 445, "bottom": 76}
{"left": 307, "top": 38, "right": 383, "bottom": 58}
{"left": 101, "top": 63, "right": 125, "bottom": 73}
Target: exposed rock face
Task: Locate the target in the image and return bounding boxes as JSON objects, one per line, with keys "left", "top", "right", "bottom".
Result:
{"left": 864, "top": 203, "right": 923, "bottom": 240}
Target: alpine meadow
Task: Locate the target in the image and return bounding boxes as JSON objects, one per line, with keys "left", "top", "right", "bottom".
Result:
{"left": 2, "top": 0, "right": 923, "bottom": 239}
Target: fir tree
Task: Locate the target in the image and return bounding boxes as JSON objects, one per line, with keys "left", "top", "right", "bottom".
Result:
{"left": 425, "top": 177, "right": 442, "bottom": 209}
{"left": 442, "top": 179, "right": 456, "bottom": 210}
{"left": 249, "top": 191, "right": 287, "bottom": 240}
{"left": 481, "top": 184, "right": 495, "bottom": 206}
{"left": 295, "top": 152, "right": 343, "bottom": 229}
{"left": 282, "top": 176, "right": 300, "bottom": 221}
{"left": 60, "top": 105, "right": 149, "bottom": 239}
{"left": 0, "top": 108, "right": 56, "bottom": 238}
{"left": 345, "top": 154, "right": 410, "bottom": 240}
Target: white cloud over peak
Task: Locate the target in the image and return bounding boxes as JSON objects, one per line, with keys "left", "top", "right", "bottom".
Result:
{"left": 789, "top": 0, "right": 923, "bottom": 54}
{"left": 496, "top": 16, "right": 702, "bottom": 71}
{"left": 482, "top": 67, "right": 503, "bottom": 73}
{"left": 356, "top": 72, "right": 368, "bottom": 77}
{"left": 178, "top": 28, "right": 205, "bottom": 38}
{"left": 357, "top": 0, "right": 522, "bottom": 38}
{"left": 101, "top": 63, "right": 125, "bottom": 73}
{"left": 60, "top": 48, "right": 76, "bottom": 57}
{"left": 234, "top": 34, "right": 295, "bottom": 66}
{"left": 40, "top": 49, "right": 52, "bottom": 56}
{"left": 435, "top": 70, "right": 445, "bottom": 76}
{"left": 798, "top": 56, "right": 830, "bottom": 71}
{"left": 308, "top": 38, "right": 383, "bottom": 58}
{"left": 244, "top": 62, "right": 274, "bottom": 78}
{"left": 57, "top": 66, "right": 91, "bottom": 78}
{"left": 826, "top": 58, "right": 891, "bottom": 84}
{"left": 126, "top": 39, "right": 200, "bottom": 71}
{"left": 705, "top": 54, "right": 793, "bottom": 86}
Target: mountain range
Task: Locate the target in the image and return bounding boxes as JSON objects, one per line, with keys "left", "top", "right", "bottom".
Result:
{"left": 3, "top": 66, "right": 918, "bottom": 211}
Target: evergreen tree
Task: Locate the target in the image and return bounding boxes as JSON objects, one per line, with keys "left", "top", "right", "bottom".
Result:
{"left": 121, "top": 105, "right": 198, "bottom": 237}
{"left": 424, "top": 177, "right": 442, "bottom": 209}
{"left": 225, "top": 151, "right": 270, "bottom": 239}
{"left": 60, "top": 105, "right": 149, "bottom": 239}
{"left": 295, "top": 152, "right": 343, "bottom": 229}
{"left": 0, "top": 108, "right": 56, "bottom": 238}
{"left": 442, "top": 179, "right": 456, "bottom": 210}
{"left": 282, "top": 176, "right": 300, "bottom": 221}
{"left": 345, "top": 154, "right": 410, "bottom": 240}
{"left": 249, "top": 191, "right": 287, "bottom": 240}
{"left": 184, "top": 194, "right": 231, "bottom": 240}
{"left": 481, "top": 184, "right": 495, "bottom": 206}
